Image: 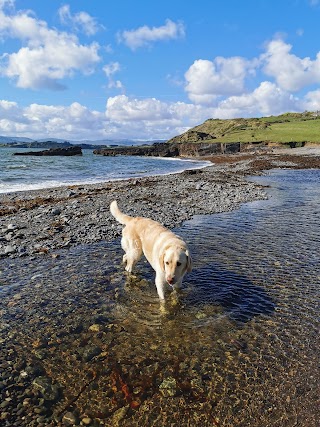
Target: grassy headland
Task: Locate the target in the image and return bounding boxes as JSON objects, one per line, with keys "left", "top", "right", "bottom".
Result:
{"left": 167, "top": 111, "right": 320, "bottom": 146}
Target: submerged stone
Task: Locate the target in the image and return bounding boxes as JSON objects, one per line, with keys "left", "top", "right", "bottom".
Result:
{"left": 159, "top": 376, "right": 178, "bottom": 397}
{"left": 32, "top": 376, "right": 61, "bottom": 402}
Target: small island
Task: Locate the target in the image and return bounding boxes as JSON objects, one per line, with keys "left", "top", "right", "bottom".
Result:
{"left": 13, "top": 146, "right": 82, "bottom": 156}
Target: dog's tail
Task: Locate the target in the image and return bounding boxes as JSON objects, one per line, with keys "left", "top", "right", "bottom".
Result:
{"left": 110, "top": 200, "right": 132, "bottom": 225}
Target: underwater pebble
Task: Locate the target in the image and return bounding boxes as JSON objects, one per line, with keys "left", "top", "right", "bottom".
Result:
{"left": 159, "top": 376, "right": 178, "bottom": 397}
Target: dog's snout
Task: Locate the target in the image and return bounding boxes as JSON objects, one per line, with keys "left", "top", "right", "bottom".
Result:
{"left": 167, "top": 277, "right": 174, "bottom": 284}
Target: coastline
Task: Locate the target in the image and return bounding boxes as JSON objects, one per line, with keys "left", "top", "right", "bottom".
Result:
{"left": 1, "top": 146, "right": 320, "bottom": 259}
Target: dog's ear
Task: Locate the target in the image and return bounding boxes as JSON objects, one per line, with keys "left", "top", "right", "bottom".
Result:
{"left": 159, "top": 251, "right": 166, "bottom": 272}
{"left": 186, "top": 250, "right": 193, "bottom": 272}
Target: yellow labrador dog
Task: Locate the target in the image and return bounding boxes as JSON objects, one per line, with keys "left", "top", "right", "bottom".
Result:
{"left": 110, "top": 201, "right": 192, "bottom": 301}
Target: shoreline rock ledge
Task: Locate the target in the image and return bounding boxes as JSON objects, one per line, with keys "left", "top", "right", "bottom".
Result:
{"left": 13, "top": 146, "right": 82, "bottom": 156}
{"left": 93, "top": 141, "right": 241, "bottom": 157}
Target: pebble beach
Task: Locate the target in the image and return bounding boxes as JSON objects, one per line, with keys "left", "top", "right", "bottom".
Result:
{"left": 0, "top": 162, "right": 267, "bottom": 259}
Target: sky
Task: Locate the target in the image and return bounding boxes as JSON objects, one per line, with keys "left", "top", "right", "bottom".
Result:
{"left": 1, "top": 0, "right": 320, "bottom": 141}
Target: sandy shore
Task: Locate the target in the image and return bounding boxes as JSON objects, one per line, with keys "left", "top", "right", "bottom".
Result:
{"left": 1, "top": 146, "right": 320, "bottom": 259}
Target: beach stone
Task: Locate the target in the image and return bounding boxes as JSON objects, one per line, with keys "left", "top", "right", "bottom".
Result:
{"left": 4, "top": 245, "right": 16, "bottom": 254}
{"left": 32, "top": 376, "right": 61, "bottom": 402}
{"left": 62, "top": 411, "right": 79, "bottom": 425}
{"left": 159, "top": 376, "right": 178, "bottom": 397}
{"left": 7, "top": 224, "right": 18, "bottom": 230}
{"left": 82, "top": 345, "right": 102, "bottom": 362}
{"left": 5, "top": 232, "right": 14, "bottom": 240}
{"left": 112, "top": 406, "right": 129, "bottom": 426}
{"left": 0, "top": 400, "right": 11, "bottom": 409}
{"left": 81, "top": 417, "right": 92, "bottom": 425}
{"left": 51, "top": 208, "right": 61, "bottom": 216}
{"left": 88, "top": 323, "right": 101, "bottom": 332}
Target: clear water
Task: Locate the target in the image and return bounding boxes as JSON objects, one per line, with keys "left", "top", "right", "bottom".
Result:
{"left": 0, "top": 169, "right": 319, "bottom": 426}
{"left": 0, "top": 147, "right": 210, "bottom": 193}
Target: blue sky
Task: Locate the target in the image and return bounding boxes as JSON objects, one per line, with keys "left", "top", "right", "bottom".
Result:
{"left": 1, "top": 0, "right": 320, "bottom": 141}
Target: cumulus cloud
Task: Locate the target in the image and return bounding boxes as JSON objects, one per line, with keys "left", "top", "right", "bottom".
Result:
{"left": 118, "top": 19, "right": 185, "bottom": 50}
{"left": 58, "top": 4, "right": 101, "bottom": 36}
{"left": 302, "top": 89, "right": 320, "bottom": 111}
{"left": 0, "top": 100, "right": 108, "bottom": 139}
{"left": 262, "top": 38, "right": 320, "bottom": 91}
{"left": 0, "top": 96, "right": 209, "bottom": 141}
{"left": 184, "top": 57, "right": 257, "bottom": 104}
{"left": 103, "top": 62, "right": 124, "bottom": 90}
{"left": 0, "top": 85, "right": 315, "bottom": 142}
{"left": 105, "top": 95, "right": 220, "bottom": 139}
{"left": 0, "top": 5, "right": 100, "bottom": 90}
{"left": 215, "top": 82, "right": 299, "bottom": 118}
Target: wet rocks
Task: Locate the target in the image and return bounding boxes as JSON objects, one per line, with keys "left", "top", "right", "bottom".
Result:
{"left": 82, "top": 345, "right": 102, "bottom": 362}
{"left": 32, "top": 376, "right": 61, "bottom": 402}
{"left": 159, "top": 376, "right": 178, "bottom": 397}
{"left": 62, "top": 411, "right": 79, "bottom": 425}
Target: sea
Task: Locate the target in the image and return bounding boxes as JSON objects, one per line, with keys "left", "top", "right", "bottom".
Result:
{"left": 0, "top": 147, "right": 210, "bottom": 194}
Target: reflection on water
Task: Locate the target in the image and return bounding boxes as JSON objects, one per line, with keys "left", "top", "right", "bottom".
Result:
{"left": 0, "top": 169, "right": 319, "bottom": 426}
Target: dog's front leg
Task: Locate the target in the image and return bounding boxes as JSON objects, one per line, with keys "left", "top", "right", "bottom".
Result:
{"left": 173, "top": 279, "right": 182, "bottom": 291}
{"left": 155, "top": 274, "right": 166, "bottom": 301}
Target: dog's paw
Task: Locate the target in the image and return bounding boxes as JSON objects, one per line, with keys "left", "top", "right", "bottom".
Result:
{"left": 159, "top": 301, "right": 169, "bottom": 315}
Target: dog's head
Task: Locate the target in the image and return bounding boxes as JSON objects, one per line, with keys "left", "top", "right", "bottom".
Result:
{"left": 160, "top": 245, "right": 192, "bottom": 285}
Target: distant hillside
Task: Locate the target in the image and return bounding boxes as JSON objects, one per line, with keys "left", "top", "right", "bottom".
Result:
{"left": 167, "top": 111, "right": 320, "bottom": 146}
{"left": 0, "top": 140, "right": 108, "bottom": 150}
{"left": 0, "top": 137, "right": 166, "bottom": 149}
{"left": 0, "top": 136, "right": 34, "bottom": 144}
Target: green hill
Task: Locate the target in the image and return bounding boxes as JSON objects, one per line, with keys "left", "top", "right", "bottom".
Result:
{"left": 167, "top": 111, "right": 320, "bottom": 146}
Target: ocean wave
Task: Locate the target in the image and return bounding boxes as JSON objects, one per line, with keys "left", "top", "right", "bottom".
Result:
{"left": 6, "top": 164, "right": 28, "bottom": 169}
{"left": 0, "top": 153, "right": 211, "bottom": 194}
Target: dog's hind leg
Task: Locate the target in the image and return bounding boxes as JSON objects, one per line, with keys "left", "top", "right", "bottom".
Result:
{"left": 121, "top": 233, "right": 142, "bottom": 273}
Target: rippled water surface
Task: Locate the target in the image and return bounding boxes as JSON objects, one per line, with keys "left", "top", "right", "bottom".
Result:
{"left": 1, "top": 169, "right": 319, "bottom": 426}
{"left": 0, "top": 147, "right": 209, "bottom": 193}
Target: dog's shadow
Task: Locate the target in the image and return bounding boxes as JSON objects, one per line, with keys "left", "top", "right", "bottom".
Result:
{"left": 185, "top": 263, "right": 275, "bottom": 323}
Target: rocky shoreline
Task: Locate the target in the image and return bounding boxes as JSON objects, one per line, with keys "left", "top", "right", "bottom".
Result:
{"left": 0, "top": 161, "right": 263, "bottom": 260}
{"left": 1, "top": 147, "right": 320, "bottom": 427}
{"left": 1, "top": 147, "right": 320, "bottom": 259}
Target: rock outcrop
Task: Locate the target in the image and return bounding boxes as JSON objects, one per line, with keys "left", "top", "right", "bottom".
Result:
{"left": 93, "top": 143, "right": 179, "bottom": 157}
{"left": 13, "top": 146, "right": 82, "bottom": 156}
{"left": 93, "top": 141, "right": 241, "bottom": 157}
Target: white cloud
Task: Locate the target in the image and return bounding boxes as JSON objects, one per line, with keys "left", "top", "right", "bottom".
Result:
{"left": 302, "top": 89, "right": 320, "bottom": 111}
{"left": 58, "top": 4, "right": 101, "bottom": 36}
{"left": 262, "top": 38, "right": 320, "bottom": 91}
{"left": 184, "top": 57, "right": 257, "bottom": 104}
{"left": 184, "top": 37, "right": 320, "bottom": 109}
{"left": 103, "top": 62, "right": 124, "bottom": 90}
{"left": 0, "top": 84, "right": 316, "bottom": 142}
{"left": 0, "top": 100, "right": 108, "bottom": 139}
{"left": 106, "top": 95, "right": 170, "bottom": 121}
{"left": 0, "top": 5, "right": 100, "bottom": 90}
{"left": 0, "top": 0, "right": 13, "bottom": 10}
{"left": 105, "top": 95, "right": 218, "bottom": 139}
{"left": 0, "top": 96, "right": 212, "bottom": 140}
{"left": 216, "top": 82, "right": 299, "bottom": 118}
{"left": 118, "top": 19, "right": 185, "bottom": 50}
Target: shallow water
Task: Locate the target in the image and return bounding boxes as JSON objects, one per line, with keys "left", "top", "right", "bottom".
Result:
{"left": 0, "top": 169, "right": 319, "bottom": 426}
